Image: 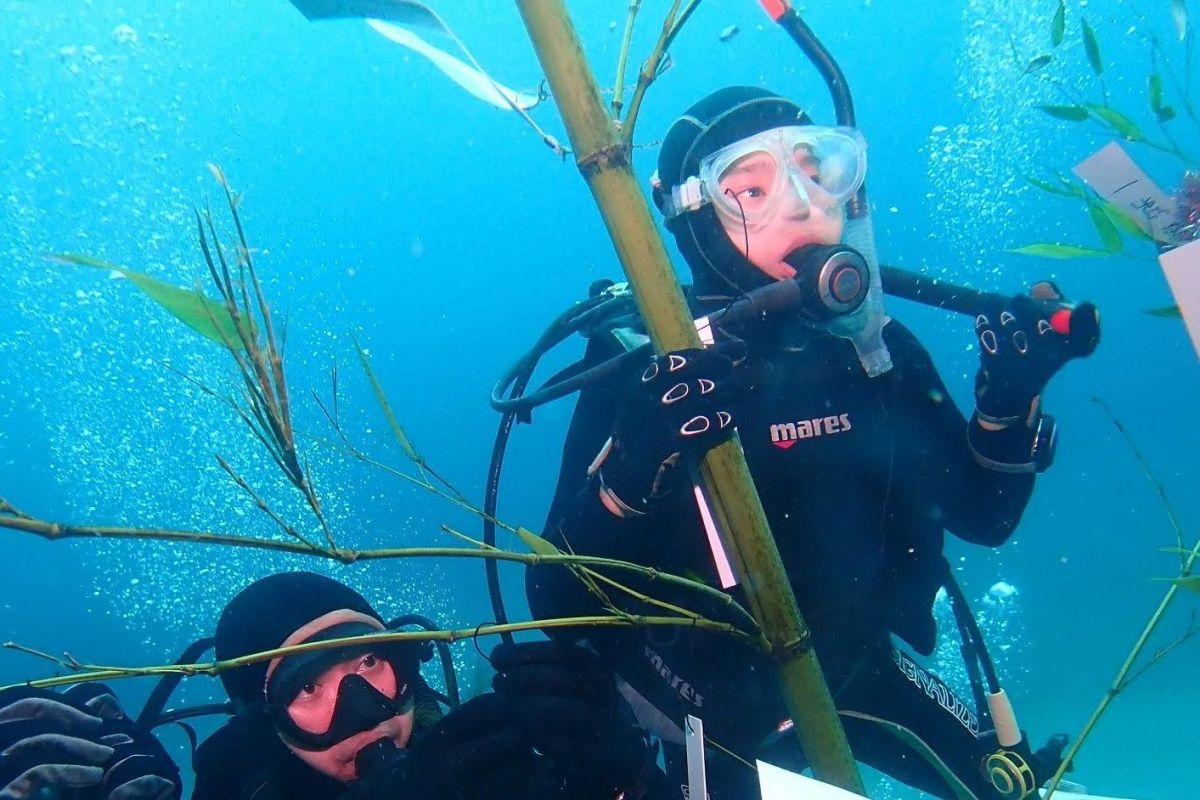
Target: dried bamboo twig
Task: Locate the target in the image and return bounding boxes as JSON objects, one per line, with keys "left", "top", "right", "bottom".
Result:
{"left": 214, "top": 455, "right": 320, "bottom": 551}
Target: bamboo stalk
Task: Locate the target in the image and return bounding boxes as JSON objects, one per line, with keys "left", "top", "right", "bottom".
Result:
{"left": 512, "top": 1, "right": 863, "bottom": 792}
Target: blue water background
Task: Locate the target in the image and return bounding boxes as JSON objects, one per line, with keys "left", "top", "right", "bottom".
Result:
{"left": 1, "top": 1, "right": 1196, "bottom": 797}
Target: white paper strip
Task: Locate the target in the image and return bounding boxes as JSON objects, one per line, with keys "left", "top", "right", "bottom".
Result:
{"left": 366, "top": 20, "right": 540, "bottom": 110}
{"left": 756, "top": 760, "right": 865, "bottom": 800}
{"left": 1158, "top": 239, "right": 1200, "bottom": 360}
{"left": 685, "top": 715, "right": 707, "bottom": 800}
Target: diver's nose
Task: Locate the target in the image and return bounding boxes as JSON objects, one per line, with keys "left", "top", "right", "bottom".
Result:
{"left": 780, "top": 169, "right": 813, "bottom": 220}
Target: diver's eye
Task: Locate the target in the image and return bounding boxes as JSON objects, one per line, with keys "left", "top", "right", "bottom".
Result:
{"left": 358, "top": 654, "right": 380, "bottom": 671}
{"left": 724, "top": 185, "right": 766, "bottom": 202}
{"left": 300, "top": 681, "right": 318, "bottom": 697}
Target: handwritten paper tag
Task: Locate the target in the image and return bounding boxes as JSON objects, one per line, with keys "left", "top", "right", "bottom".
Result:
{"left": 1073, "top": 142, "right": 1178, "bottom": 241}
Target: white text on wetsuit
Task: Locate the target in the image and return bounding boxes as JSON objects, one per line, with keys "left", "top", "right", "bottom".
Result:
{"left": 770, "top": 413, "right": 852, "bottom": 449}
{"left": 891, "top": 649, "right": 979, "bottom": 735}
{"left": 644, "top": 646, "right": 704, "bottom": 708}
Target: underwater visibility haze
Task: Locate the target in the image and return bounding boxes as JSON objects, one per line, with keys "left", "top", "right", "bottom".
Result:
{"left": 1, "top": 0, "right": 1197, "bottom": 798}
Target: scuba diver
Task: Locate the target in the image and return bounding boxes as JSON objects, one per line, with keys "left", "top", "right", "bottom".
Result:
{"left": 524, "top": 85, "right": 1096, "bottom": 800}
{"left": 1, "top": 571, "right": 670, "bottom": 800}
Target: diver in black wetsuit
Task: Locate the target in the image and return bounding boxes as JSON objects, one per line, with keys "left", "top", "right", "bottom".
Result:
{"left": 1, "top": 572, "right": 669, "bottom": 800}
{"left": 525, "top": 87, "right": 1094, "bottom": 799}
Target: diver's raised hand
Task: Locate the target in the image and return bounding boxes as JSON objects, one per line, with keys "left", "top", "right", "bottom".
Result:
{"left": 973, "top": 281, "right": 1099, "bottom": 425}
{"left": 0, "top": 684, "right": 181, "bottom": 800}
{"left": 594, "top": 343, "right": 747, "bottom": 516}
{"left": 969, "top": 282, "right": 1099, "bottom": 473}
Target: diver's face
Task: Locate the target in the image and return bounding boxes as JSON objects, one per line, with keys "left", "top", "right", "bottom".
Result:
{"left": 715, "top": 149, "right": 846, "bottom": 279}
{"left": 282, "top": 654, "right": 415, "bottom": 782}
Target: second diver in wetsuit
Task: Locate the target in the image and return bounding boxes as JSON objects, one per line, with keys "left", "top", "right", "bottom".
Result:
{"left": 526, "top": 86, "right": 1094, "bottom": 799}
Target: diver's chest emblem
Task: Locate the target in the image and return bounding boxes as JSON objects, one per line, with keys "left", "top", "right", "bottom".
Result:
{"left": 769, "top": 413, "right": 852, "bottom": 449}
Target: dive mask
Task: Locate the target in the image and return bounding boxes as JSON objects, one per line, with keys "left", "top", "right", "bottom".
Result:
{"left": 660, "top": 125, "right": 868, "bottom": 227}
{"left": 264, "top": 621, "right": 424, "bottom": 751}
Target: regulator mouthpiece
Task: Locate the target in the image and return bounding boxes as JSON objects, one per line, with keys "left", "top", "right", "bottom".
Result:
{"left": 784, "top": 241, "right": 893, "bottom": 376}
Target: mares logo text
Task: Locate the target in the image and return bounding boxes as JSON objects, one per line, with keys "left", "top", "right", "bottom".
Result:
{"left": 769, "top": 413, "right": 852, "bottom": 450}
{"left": 644, "top": 646, "right": 704, "bottom": 708}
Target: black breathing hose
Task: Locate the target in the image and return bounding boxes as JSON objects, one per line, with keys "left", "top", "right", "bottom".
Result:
{"left": 770, "top": 5, "right": 869, "bottom": 222}
{"left": 881, "top": 265, "right": 993, "bottom": 316}
{"left": 135, "top": 636, "right": 217, "bottom": 732}
{"left": 387, "top": 614, "right": 461, "bottom": 708}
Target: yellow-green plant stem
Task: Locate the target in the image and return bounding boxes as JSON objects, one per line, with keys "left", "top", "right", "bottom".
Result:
{"left": 620, "top": 0, "right": 681, "bottom": 146}
{"left": 3, "top": 614, "right": 742, "bottom": 693}
{"left": 0, "top": 505, "right": 757, "bottom": 635}
{"left": 1042, "top": 531, "right": 1200, "bottom": 799}
{"left": 512, "top": 1, "right": 864, "bottom": 792}
{"left": 611, "top": 0, "right": 641, "bottom": 117}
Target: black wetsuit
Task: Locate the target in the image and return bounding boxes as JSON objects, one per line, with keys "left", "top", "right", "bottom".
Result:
{"left": 526, "top": 309, "right": 1036, "bottom": 800}
{"left": 192, "top": 712, "right": 348, "bottom": 800}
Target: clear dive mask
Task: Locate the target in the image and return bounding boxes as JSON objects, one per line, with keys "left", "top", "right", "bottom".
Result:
{"left": 660, "top": 125, "right": 868, "bottom": 227}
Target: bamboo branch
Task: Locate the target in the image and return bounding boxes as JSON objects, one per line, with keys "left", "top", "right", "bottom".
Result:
{"left": 0, "top": 498, "right": 31, "bottom": 520}
{"left": 1042, "top": 406, "right": 1200, "bottom": 799}
{"left": 214, "top": 454, "right": 321, "bottom": 550}
{"left": 621, "top": 0, "right": 683, "bottom": 144}
{"left": 0, "top": 510, "right": 756, "bottom": 636}
{"left": 1093, "top": 398, "right": 1188, "bottom": 571}
{"left": 611, "top": 0, "right": 641, "bottom": 118}
{"left": 4, "top": 614, "right": 748, "bottom": 692}
{"left": 1121, "top": 611, "right": 1199, "bottom": 689}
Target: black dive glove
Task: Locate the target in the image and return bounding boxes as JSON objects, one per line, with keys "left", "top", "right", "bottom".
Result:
{"left": 491, "top": 641, "right": 660, "bottom": 800}
{"left": 595, "top": 344, "right": 746, "bottom": 515}
{"left": 0, "top": 684, "right": 182, "bottom": 800}
{"left": 346, "top": 693, "right": 554, "bottom": 800}
{"left": 969, "top": 282, "right": 1099, "bottom": 473}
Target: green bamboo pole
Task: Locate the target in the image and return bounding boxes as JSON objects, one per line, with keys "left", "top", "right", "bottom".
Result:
{"left": 512, "top": 1, "right": 865, "bottom": 793}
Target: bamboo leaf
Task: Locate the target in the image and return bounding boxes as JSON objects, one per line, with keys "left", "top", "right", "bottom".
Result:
{"left": 1008, "top": 243, "right": 1115, "bottom": 258}
{"left": 1026, "top": 174, "right": 1081, "bottom": 197}
{"left": 352, "top": 337, "right": 423, "bottom": 464}
{"left": 1038, "top": 104, "right": 1090, "bottom": 121}
{"left": 1145, "top": 304, "right": 1182, "bottom": 318}
{"left": 1152, "top": 575, "right": 1200, "bottom": 593}
{"left": 1087, "top": 202, "right": 1123, "bottom": 251}
{"left": 1085, "top": 105, "right": 1145, "bottom": 141}
{"left": 1081, "top": 17, "right": 1103, "bottom": 74}
{"left": 1024, "top": 54, "right": 1054, "bottom": 74}
{"left": 1172, "top": 0, "right": 1188, "bottom": 42}
{"left": 1052, "top": 0, "right": 1066, "bottom": 46}
{"left": 46, "top": 253, "right": 240, "bottom": 347}
{"left": 1098, "top": 198, "right": 1154, "bottom": 241}
{"left": 1148, "top": 73, "right": 1164, "bottom": 112}
{"left": 516, "top": 526, "right": 563, "bottom": 557}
